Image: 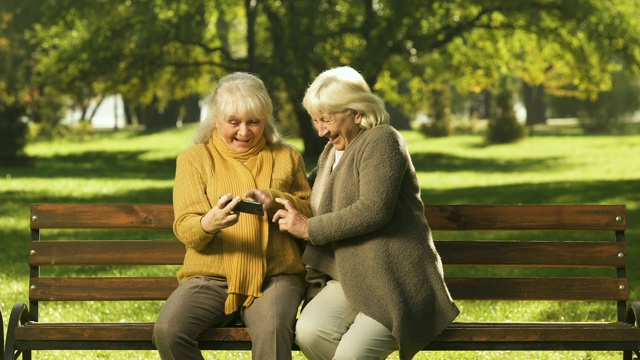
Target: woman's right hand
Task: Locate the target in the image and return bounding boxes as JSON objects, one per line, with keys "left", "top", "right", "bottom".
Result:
{"left": 200, "top": 193, "right": 240, "bottom": 234}
{"left": 272, "top": 198, "right": 310, "bottom": 240}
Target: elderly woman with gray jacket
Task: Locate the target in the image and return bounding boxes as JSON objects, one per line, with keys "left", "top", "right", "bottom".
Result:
{"left": 273, "top": 66, "right": 459, "bottom": 360}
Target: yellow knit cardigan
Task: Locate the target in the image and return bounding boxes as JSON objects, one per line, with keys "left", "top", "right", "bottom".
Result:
{"left": 172, "top": 134, "right": 312, "bottom": 313}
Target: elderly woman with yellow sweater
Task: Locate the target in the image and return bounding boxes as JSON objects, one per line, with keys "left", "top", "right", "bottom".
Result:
{"left": 153, "top": 72, "right": 312, "bottom": 360}
{"left": 273, "top": 66, "right": 459, "bottom": 360}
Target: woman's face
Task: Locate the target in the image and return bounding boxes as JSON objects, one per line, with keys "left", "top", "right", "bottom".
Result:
{"left": 218, "top": 115, "right": 265, "bottom": 153}
{"left": 312, "top": 111, "right": 362, "bottom": 151}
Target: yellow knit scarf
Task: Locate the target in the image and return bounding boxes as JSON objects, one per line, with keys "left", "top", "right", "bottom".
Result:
{"left": 209, "top": 130, "right": 273, "bottom": 314}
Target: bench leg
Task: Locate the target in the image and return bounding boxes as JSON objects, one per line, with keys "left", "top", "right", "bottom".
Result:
{"left": 4, "top": 303, "right": 30, "bottom": 360}
{"left": 1, "top": 309, "right": 4, "bottom": 357}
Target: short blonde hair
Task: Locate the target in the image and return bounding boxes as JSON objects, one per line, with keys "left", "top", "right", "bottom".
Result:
{"left": 194, "top": 72, "right": 282, "bottom": 144}
{"left": 302, "top": 66, "right": 389, "bottom": 129}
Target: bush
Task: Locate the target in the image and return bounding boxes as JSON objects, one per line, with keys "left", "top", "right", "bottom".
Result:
{"left": 418, "top": 86, "right": 452, "bottom": 138}
{"left": 486, "top": 77, "right": 525, "bottom": 144}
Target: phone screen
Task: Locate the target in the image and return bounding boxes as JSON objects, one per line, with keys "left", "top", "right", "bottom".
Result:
{"left": 220, "top": 196, "right": 264, "bottom": 216}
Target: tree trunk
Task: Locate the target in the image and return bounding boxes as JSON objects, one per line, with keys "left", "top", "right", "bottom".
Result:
{"left": 523, "top": 82, "right": 547, "bottom": 129}
{"left": 294, "top": 102, "right": 326, "bottom": 162}
{"left": 182, "top": 94, "right": 201, "bottom": 123}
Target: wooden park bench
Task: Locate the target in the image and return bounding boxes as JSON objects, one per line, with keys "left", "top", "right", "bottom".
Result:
{"left": 4, "top": 203, "right": 640, "bottom": 359}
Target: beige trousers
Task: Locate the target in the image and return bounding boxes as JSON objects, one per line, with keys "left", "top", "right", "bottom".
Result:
{"left": 295, "top": 280, "right": 399, "bottom": 360}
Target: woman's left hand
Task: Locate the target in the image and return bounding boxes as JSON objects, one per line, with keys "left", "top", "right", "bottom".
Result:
{"left": 244, "top": 189, "right": 274, "bottom": 211}
{"left": 272, "top": 198, "right": 310, "bottom": 240}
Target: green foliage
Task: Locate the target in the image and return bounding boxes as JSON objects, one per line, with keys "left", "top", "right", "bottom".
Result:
{"left": 548, "top": 70, "right": 640, "bottom": 134}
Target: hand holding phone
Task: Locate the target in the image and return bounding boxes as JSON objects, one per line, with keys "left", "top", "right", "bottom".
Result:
{"left": 221, "top": 196, "right": 264, "bottom": 216}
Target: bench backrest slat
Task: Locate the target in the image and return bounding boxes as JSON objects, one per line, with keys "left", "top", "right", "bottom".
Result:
{"left": 447, "top": 277, "right": 628, "bottom": 301}
{"left": 29, "top": 240, "right": 625, "bottom": 268}
{"left": 31, "top": 203, "right": 174, "bottom": 229}
{"left": 30, "top": 240, "right": 184, "bottom": 266}
{"left": 424, "top": 204, "right": 626, "bottom": 231}
{"left": 30, "top": 277, "right": 177, "bottom": 301}
{"left": 31, "top": 203, "right": 626, "bottom": 231}
{"left": 437, "top": 241, "right": 626, "bottom": 267}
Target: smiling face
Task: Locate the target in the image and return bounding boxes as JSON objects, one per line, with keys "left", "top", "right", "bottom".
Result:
{"left": 313, "top": 111, "right": 362, "bottom": 151}
{"left": 217, "top": 115, "right": 265, "bottom": 153}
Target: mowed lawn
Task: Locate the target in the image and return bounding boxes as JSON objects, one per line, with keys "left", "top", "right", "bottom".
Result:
{"left": 1, "top": 123, "right": 639, "bottom": 359}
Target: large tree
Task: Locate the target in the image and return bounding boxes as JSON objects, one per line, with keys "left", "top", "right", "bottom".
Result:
{"left": 5, "top": 0, "right": 640, "bottom": 160}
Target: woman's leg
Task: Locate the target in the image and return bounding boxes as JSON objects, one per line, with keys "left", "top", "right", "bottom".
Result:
{"left": 333, "top": 312, "right": 398, "bottom": 360}
{"left": 153, "top": 277, "right": 236, "bottom": 360}
{"left": 294, "top": 280, "right": 359, "bottom": 360}
{"left": 242, "top": 274, "right": 304, "bottom": 360}
{"left": 295, "top": 280, "right": 398, "bottom": 360}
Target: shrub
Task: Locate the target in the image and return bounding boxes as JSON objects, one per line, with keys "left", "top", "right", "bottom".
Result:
{"left": 486, "top": 77, "right": 525, "bottom": 144}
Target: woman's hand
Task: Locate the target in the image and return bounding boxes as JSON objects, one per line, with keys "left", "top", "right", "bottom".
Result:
{"left": 272, "top": 197, "right": 310, "bottom": 240}
{"left": 200, "top": 193, "right": 240, "bottom": 234}
{"left": 244, "top": 189, "right": 275, "bottom": 211}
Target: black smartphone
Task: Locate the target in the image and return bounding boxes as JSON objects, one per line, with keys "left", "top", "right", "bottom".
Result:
{"left": 221, "top": 197, "right": 264, "bottom": 216}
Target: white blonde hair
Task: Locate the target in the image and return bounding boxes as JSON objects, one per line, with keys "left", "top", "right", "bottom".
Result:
{"left": 302, "top": 66, "right": 389, "bottom": 129}
{"left": 194, "top": 72, "right": 282, "bottom": 144}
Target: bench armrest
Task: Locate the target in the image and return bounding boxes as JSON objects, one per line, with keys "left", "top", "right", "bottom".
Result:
{"left": 1, "top": 307, "right": 4, "bottom": 357}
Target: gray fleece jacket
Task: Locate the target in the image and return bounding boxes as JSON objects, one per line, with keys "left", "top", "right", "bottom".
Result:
{"left": 304, "top": 124, "right": 459, "bottom": 360}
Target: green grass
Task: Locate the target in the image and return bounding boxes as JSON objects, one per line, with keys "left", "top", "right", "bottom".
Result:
{"left": 1, "top": 123, "right": 639, "bottom": 359}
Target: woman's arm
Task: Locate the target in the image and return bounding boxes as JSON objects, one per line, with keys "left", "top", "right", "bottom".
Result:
{"left": 307, "top": 128, "right": 409, "bottom": 245}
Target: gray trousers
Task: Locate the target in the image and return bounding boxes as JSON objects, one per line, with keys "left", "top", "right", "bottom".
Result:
{"left": 153, "top": 275, "right": 304, "bottom": 360}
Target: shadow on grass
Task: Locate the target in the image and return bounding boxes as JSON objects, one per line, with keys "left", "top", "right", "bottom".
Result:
{"left": 411, "top": 151, "right": 567, "bottom": 174}
{"left": 423, "top": 179, "right": 639, "bottom": 205}
{"left": 4, "top": 151, "right": 176, "bottom": 180}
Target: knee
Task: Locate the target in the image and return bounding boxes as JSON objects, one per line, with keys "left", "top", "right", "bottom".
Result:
{"left": 294, "top": 316, "right": 316, "bottom": 348}
{"left": 152, "top": 317, "right": 176, "bottom": 347}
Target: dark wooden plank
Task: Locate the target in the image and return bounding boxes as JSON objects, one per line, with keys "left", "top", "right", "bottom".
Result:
{"left": 29, "top": 240, "right": 185, "bottom": 266}
{"left": 436, "top": 241, "right": 627, "bottom": 267}
{"left": 16, "top": 323, "right": 251, "bottom": 342}
{"left": 29, "top": 278, "right": 178, "bottom": 301}
{"left": 28, "top": 240, "right": 627, "bottom": 268}
{"left": 30, "top": 204, "right": 627, "bottom": 231}
{"left": 29, "top": 277, "right": 629, "bottom": 302}
{"left": 435, "top": 322, "right": 640, "bottom": 342}
{"left": 31, "top": 203, "right": 174, "bottom": 229}
{"left": 16, "top": 321, "right": 640, "bottom": 343}
{"left": 446, "top": 278, "right": 629, "bottom": 301}
{"left": 424, "top": 205, "right": 626, "bottom": 231}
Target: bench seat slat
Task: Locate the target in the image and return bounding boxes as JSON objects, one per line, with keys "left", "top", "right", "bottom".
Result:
{"left": 16, "top": 323, "right": 250, "bottom": 342}
{"left": 16, "top": 322, "right": 640, "bottom": 343}
{"left": 29, "top": 277, "right": 628, "bottom": 301}
{"left": 29, "top": 240, "right": 626, "bottom": 268}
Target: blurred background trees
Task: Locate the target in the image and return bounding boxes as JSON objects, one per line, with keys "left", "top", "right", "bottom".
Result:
{"left": 2, "top": 0, "right": 640, "bottom": 164}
